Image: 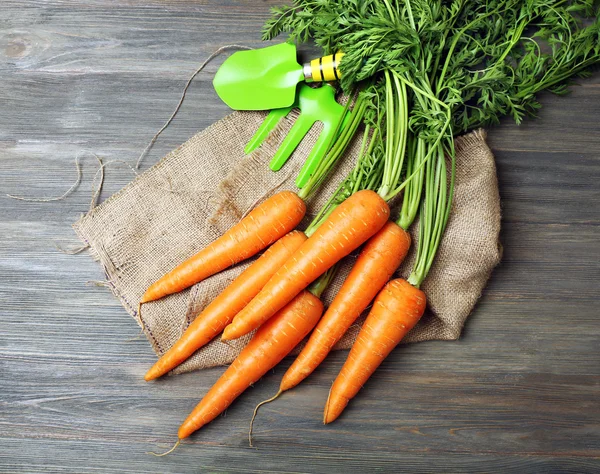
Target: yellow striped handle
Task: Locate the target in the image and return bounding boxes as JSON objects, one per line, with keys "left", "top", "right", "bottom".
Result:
{"left": 305, "top": 52, "right": 344, "bottom": 82}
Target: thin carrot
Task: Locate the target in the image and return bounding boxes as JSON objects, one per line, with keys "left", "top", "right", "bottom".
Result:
{"left": 323, "top": 278, "right": 426, "bottom": 424}
{"left": 222, "top": 190, "right": 390, "bottom": 341}
{"left": 144, "top": 230, "right": 307, "bottom": 381}
{"left": 140, "top": 191, "right": 306, "bottom": 303}
{"left": 280, "top": 221, "right": 410, "bottom": 392}
{"left": 178, "top": 289, "right": 324, "bottom": 439}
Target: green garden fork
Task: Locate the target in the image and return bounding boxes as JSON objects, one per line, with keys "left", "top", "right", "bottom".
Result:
{"left": 245, "top": 83, "right": 349, "bottom": 188}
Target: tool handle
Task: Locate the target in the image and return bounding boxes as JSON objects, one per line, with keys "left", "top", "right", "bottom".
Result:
{"left": 303, "top": 52, "right": 344, "bottom": 82}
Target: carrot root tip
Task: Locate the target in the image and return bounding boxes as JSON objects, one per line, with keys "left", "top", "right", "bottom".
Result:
{"left": 136, "top": 302, "right": 148, "bottom": 333}
{"left": 140, "top": 292, "right": 152, "bottom": 304}
{"left": 146, "top": 439, "right": 181, "bottom": 457}
{"left": 125, "top": 302, "right": 148, "bottom": 343}
{"left": 323, "top": 384, "right": 339, "bottom": 425}
{"left": 125, "top": 327, "right": 145, "bottom": 343}
{"left": 249, "top": 390, "right": 282, "bottom": 448}
{"left": 144, "top": 369, "right": 156, "bottom": 382}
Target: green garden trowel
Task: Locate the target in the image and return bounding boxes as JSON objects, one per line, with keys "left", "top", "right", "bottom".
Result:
{"left": 213, "top": 42, "right": 344, "bottom": 110}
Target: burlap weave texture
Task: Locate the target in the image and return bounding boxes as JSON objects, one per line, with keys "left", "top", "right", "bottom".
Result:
{"left": 74, "top": 110, "right": 501, "bottom": 374}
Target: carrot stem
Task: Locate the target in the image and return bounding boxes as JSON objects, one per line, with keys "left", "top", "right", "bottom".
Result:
{"left": 407, "top": 87, "right": 456, "bottom": 287}
{"left": 299, "top": 88, "right": 366, "bottom": 200}
{"left": 308, "top": 265, "right": 338, "bottom": 299}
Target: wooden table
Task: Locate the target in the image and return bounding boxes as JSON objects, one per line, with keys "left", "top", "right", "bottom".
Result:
{"left": 1, "top": 2, "right": 599, "bottom": 472}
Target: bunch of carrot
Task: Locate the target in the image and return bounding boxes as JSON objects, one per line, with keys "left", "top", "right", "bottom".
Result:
{"left": 137, "top": 70, "right": 455, "bottom": 448}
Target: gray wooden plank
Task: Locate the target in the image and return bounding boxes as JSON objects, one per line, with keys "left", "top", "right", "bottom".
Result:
{"left": 2, "top": 438, "right": 599, "bottom": 474}
{"left": 1, "top": 0, "right": 599, "bottom": 472}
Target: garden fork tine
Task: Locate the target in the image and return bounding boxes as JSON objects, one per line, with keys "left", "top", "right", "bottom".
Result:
{"left": 245, "top": 83, "right": 348, "bottom": 189}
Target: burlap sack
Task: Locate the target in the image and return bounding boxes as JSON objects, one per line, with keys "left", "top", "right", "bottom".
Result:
{"left": 74, "top": 110, "right": 501, "bottom": 374}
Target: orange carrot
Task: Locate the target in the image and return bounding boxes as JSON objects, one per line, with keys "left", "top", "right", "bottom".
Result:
{"left": 323, "top": 278, "right": 426, "bottom": 424}
{"left": 280, "top": 221, "right": 410, "bottom": 392}
{"left": 141, "top": 191, "right": 306, "bottom": 303}
{"left": 178, "top": 290, "right": 324, "bottom": 439}
{"left": 222, "top": 190, "right": 390, "bottom": 341}
{"left": 144, "top": 230, "right": 307, "bottom": 381}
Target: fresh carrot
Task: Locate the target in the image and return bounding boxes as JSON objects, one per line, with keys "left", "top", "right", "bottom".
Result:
{"left": 140, "top": 191, "right": 306, "bottom": 303}
{"left": 144, "top": 230, "right": 307, "bottom": 381}
{"left": 222, "top": 190, "right": 390, "bottom": 341}
{"left": 178, "top": 289, "right": 324, "bottom": 439}
{"left": 280, "top": 221, "right": 410, "bottom": 392}
{"left": 323, "top": 278, "right": 426, "bottom": 424}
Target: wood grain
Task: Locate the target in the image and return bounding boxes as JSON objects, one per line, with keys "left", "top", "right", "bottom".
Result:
{"left": 1, "top": 1, "right": 599, "bottom": 472}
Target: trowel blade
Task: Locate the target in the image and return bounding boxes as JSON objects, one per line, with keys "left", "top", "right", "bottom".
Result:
{"left": 213, "top": 43, "right": 304, "bottom": 110}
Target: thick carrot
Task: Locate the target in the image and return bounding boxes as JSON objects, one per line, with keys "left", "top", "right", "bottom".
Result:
{"left": 222, "top": 190, "right": 390, "bottom": 341}
{"left": 280, "top": 221, "right": 410, "bottom": 392}
{"left": 178, "top": 290, "right": 324, "bottom": 439}
{"left": 323, "top": 278, "right": 426, "bottom": 424}
{"left": 141, "top": 191, "right": 306, "bottom": 303}
{"left": 144, "top": 230, "right": 307, "bottom": 381}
